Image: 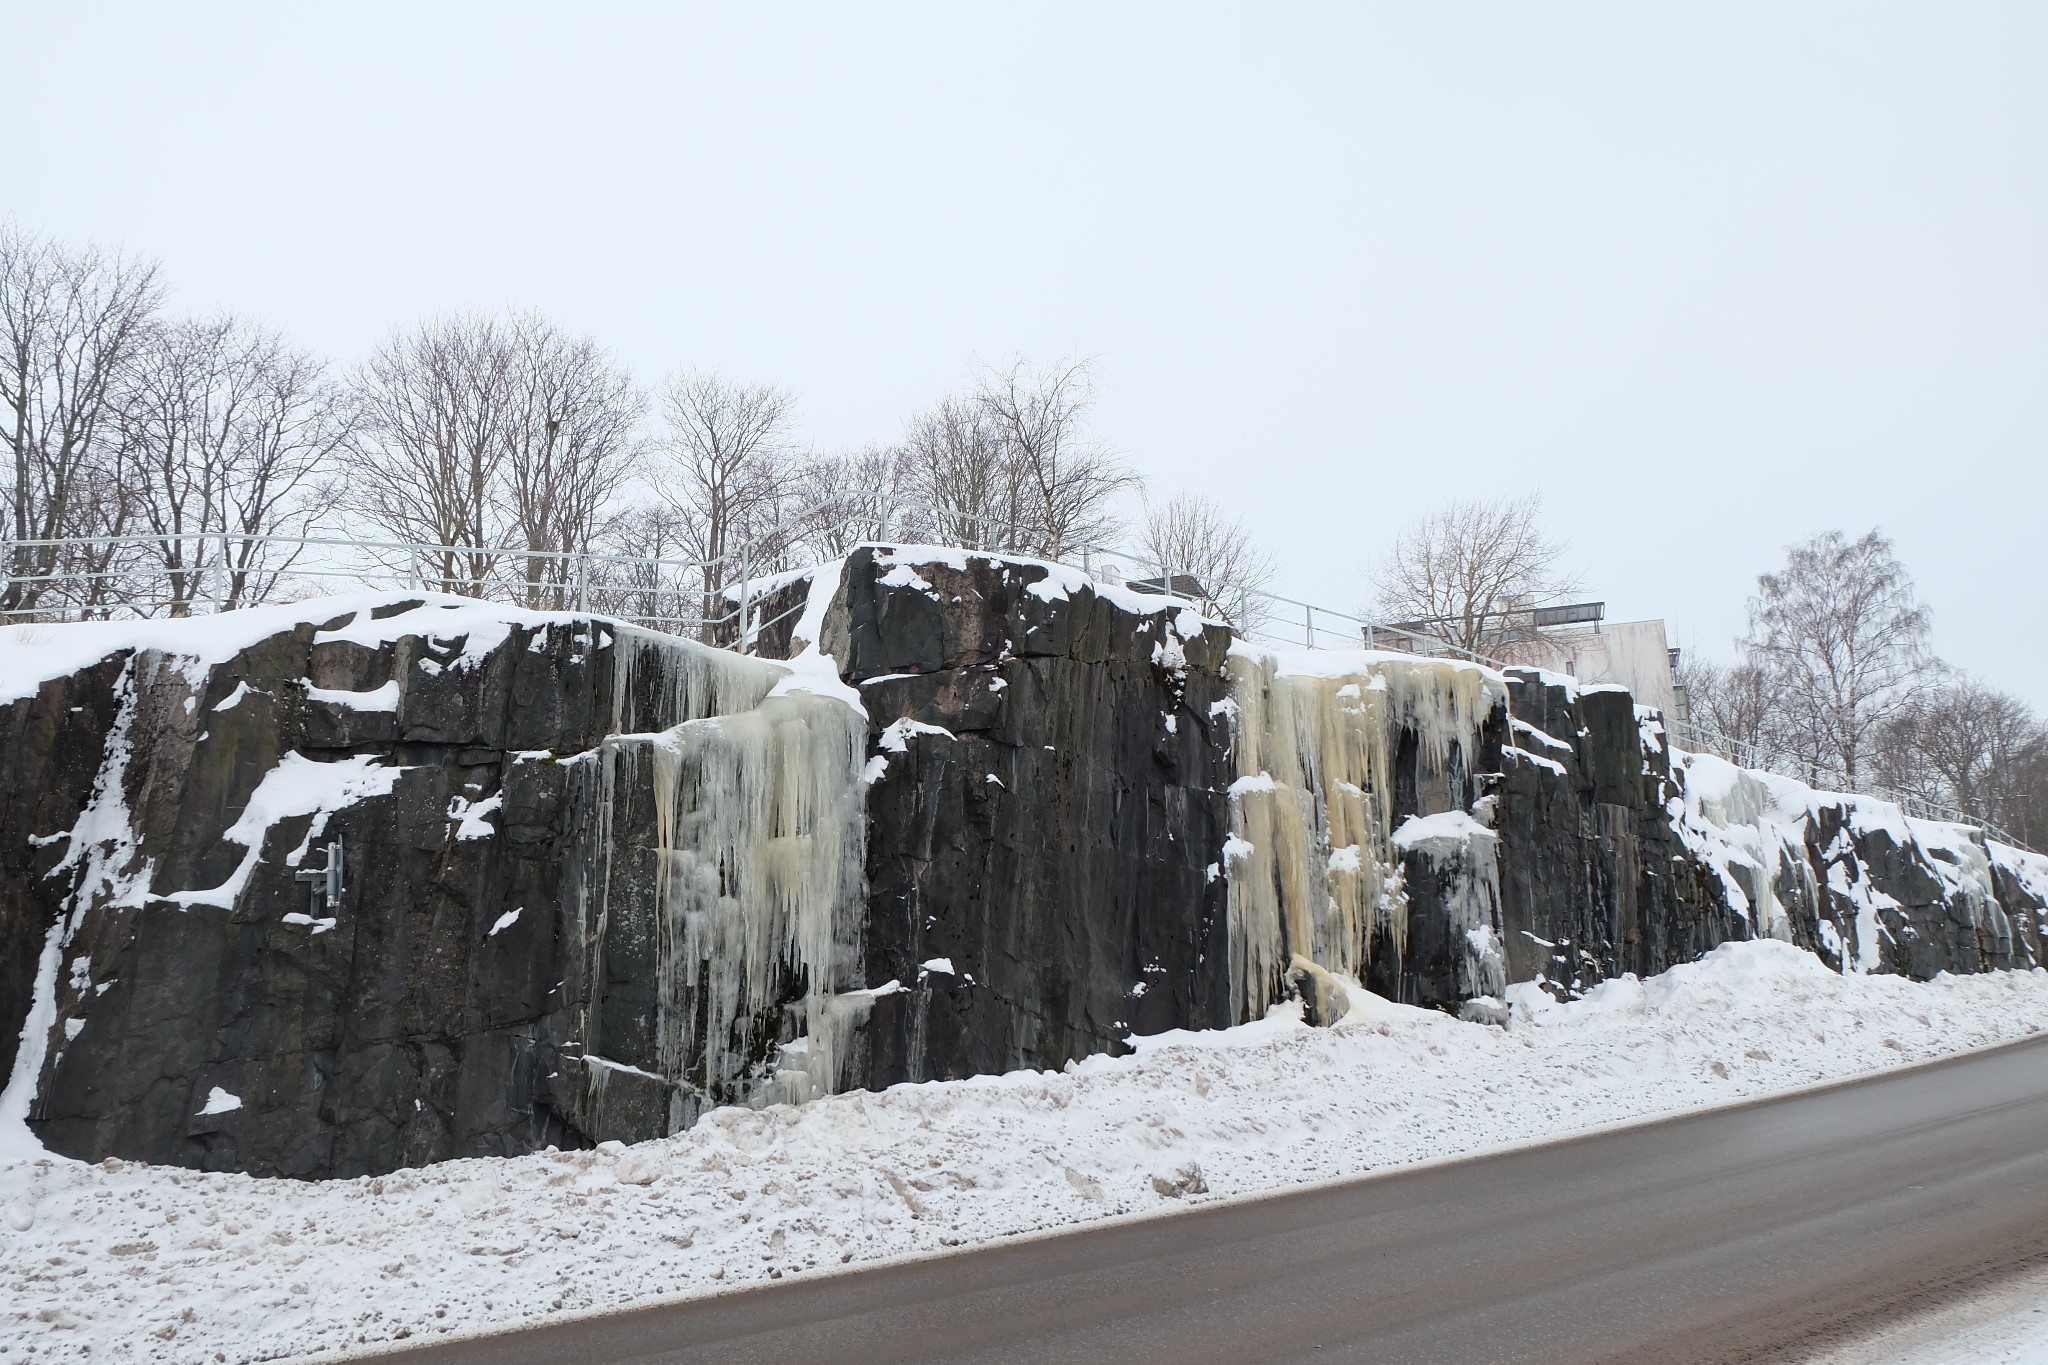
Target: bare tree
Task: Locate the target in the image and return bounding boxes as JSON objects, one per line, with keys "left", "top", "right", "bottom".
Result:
{"left": 655, "top": 372, "right": 794, "bottom": 638}
{"left": 67, "top": 461, "right": 153, "bottom": 615}
{"left": 902, "top": 396, "right": 1023, "bottom": 550}
{"left": 215, "top": 341, "right": 351, "bottom": 609}
{"left": 344, "top": 311, "right": 636, "bottom": 601}
{"left": 499, "top": 314, "right": 642, "bottom": 607}
{"left": 1136, "top": 491, "right": 1276, "bottom": 627}
{"left": 1674, "top": 655, "right": 1782, "bottom": 757}
{"left": 1743, "top": 528, "right": 1930, "bottom": 787}
{"left": 0, "top": 225, "right": 163, "bottom": 614}
{"left": 117, "top": 316, "right": 347, "bottom": 614}
{"left": 2005, "top": 738, "right": 2048, "bottom": 850}
{"left": 343, "top": 313, "right": 515, "bottom": 595}
{"left": 1872, "top": 675, "right": 2044, "bottom": 822}
{"left": 787, "top": 444, "right": 923, "bottom": 559}
{"left": 973, "top": 357, "right": 1137, "bottom": 557}
{"left": 1370, "top": 493, "right": 1573, "bottom": 655}
{"left": 596, "top": 503, "right": 699, "bottom": 629}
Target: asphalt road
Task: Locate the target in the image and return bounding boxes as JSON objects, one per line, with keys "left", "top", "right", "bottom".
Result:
{"left": 375, "top": 1034, "right": 2048, "bottom": 1365}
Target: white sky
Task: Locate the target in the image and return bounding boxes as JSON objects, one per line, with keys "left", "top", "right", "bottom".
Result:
{"left": 12, "top": 3, "right": 2046, "bottom": 701}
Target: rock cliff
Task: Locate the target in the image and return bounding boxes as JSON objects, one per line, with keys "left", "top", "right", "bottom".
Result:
{"left": 3, "top": 549, "right": 2042, "bottom": 1178}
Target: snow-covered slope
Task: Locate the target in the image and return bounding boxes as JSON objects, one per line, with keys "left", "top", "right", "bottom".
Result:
{"left": 1668, "top": 748, "right": 2048, "bottom": 976}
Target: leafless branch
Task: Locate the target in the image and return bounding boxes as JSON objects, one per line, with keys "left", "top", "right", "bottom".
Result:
{"left": 1743, "top": 528, "right": 1931, "bottom": 787}
{"left": 1137, "top": 491, "right": 1276, "bottom": 628}
{"left": 1369, "top": 493, "right": 1574, "bottom": 654}
{"left": 0, "top": 224, "right": 164, "bottom": 614}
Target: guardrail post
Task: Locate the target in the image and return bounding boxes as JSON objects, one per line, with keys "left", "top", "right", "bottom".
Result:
{"left": 575, "top": 550, "right": 589, "bottom": 614}
{"left": 737, "top": 547, "right": 751, "bottom": 654}
{"left": 1305, "top": 604, "right": 1316, "bottom": 649}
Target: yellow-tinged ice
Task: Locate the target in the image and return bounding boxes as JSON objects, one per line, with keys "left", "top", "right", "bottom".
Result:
{"left": 1222, "top": 649, "right": 1501, "bottom": 1022}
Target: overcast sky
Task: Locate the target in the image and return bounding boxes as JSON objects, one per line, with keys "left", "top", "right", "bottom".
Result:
{"left": 13, "top": 3, "right": 2045, "bottom": 700}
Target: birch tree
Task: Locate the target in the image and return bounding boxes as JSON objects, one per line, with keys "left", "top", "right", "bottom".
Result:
{"left": 1743, "top": 529, "right": 1930, "bottom": 787}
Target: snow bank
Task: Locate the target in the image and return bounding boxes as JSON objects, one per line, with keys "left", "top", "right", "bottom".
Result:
{"left": 4, "top": 941, "right": 2043, "bottom": 1363}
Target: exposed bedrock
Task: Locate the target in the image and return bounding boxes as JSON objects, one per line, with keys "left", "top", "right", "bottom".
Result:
{"left": 766, "top": 549, "right": 1241, "bottom": 1088}
{"left": 3, "top": 551, "right": 2043, "bottom": 1178}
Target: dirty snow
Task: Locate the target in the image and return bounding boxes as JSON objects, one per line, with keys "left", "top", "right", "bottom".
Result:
{"left": 2, "top": 941, "right": 2045, "bottom": 1363}
{"left": 1811, "top": 1261, "right": 2048, "bottom": 1363}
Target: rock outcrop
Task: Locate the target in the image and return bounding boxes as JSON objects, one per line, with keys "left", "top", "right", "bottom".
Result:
{"left": 3, "top": 549, "right": 2042, "bottom": 1178}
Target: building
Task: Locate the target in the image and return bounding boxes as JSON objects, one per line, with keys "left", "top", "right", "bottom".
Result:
{"left": 1388, "top": 601, "right": 1682, "bottom": 717}
{"left": 1493, "top": 616, "right": 1678, "bottom": 715}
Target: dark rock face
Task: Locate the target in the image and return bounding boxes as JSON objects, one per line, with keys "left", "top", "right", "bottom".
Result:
{"left": 5, "top": 556, "right": 2044, "bottom": 1180}
{"left": 1487, "top": 670, "right": 2046, "bottom": 994}
{"left": 0, "top": 605, "right": 776, "bottom": 1177}
{"left": 1490, "top": 674, "right": 1750, "bottom": 995}
{"left": 1752, "top": 791, "right": 2040, "bottom": 978}
{"left": 0, "top": 656, "right": 128, "bottom": 1089}
{"left": 795, "top": 550, "right": 1239, "bottom": 1087}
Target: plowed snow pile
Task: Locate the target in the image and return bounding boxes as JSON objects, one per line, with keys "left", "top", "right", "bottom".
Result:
{"left": 4, "top": 940, "right": 2046, "bottom": 1364}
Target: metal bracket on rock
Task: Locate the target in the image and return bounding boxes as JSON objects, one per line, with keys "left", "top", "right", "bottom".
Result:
{"left": 294, "top": 836, "right": 345, "bottom": 915}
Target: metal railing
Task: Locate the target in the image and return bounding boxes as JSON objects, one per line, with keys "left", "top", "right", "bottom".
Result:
{"left": 1054, "top": 537, "right": 1519, "bottom": 673}
{"left": 0, "top": 529, "right": 761, "bottom": 642}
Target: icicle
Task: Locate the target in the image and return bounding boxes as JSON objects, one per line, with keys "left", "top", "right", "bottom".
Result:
{"left": 641, "top": 695, "right": 866, "bottom": 1124}
{"left": 588, "top": 625, "right": 869, "bottom": 1129}
{"left": 608, "top": 625, "right": 780, "bottom": 735}
{"left": 1222, "top": 649, "right": 1503, "bottom": 1023}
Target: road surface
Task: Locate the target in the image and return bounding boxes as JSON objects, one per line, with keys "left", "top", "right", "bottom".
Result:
{"left": 372, "top": 1034, "right": 2048, "bottom": 1364}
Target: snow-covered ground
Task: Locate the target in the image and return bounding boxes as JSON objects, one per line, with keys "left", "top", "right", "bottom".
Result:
{"left": 1815, "top": 1263, "right": 2048, "bottom": 1364}
{"left": 1, "top": 941, "right": 2043, "bottom": 1364}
